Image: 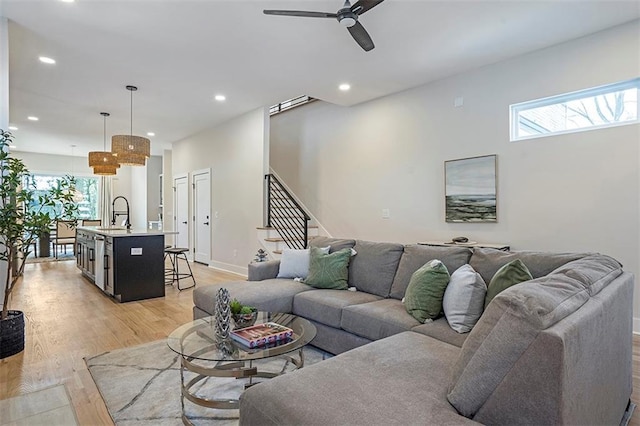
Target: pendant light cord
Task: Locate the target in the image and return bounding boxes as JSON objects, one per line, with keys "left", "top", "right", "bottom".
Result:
{"left": 130, "top": 88, "right": 133, "bottom": 137}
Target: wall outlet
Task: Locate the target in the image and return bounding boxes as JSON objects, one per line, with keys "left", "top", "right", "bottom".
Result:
{"left": 454, "top": 96, "right": 464, "bottom": 107}
{"left": 233, "top": 249, "right": 238, "bottom": 257}
{"left": 214, "top": 211, "right": 220, "bottom": 219}
{"left": 382, "top": 209, "right": 390, "bottom": 219}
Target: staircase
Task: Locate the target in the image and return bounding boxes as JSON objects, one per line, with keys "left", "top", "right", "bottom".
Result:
{"left": 259, "top": 174, "right": 317, "bottom": 257}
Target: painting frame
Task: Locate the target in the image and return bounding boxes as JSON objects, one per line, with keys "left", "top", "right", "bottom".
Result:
{"left": 445, "top": 154, "right": 497, "bottom": 223}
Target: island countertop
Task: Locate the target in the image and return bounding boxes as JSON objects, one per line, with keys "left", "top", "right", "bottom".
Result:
{"left": 76, "top": 225, "right": 176, "bottom": 238}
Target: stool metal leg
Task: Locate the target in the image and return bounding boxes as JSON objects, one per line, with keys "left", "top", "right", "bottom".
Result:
{"left": 175, "top": 252, "right": 196, "bottom": 291}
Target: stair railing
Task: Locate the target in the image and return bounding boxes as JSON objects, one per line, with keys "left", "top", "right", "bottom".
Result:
{"left": 265, "top": 174, "right": 310, "bottom": 249}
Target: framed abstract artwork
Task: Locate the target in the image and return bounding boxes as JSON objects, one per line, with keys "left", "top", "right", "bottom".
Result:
{"left": 445, "top": 154, "right": 497, "bottom": 223}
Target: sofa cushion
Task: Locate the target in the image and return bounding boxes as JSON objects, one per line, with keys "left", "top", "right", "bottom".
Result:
{"left": 442, "top": 264, "right": 487, "bottom": 333}
{"left": 390, "top": 245, "right": 472, "bottom": 300}
{"left": 347, "top": 240, "right": 404, "bottom": 297}
{"left": 341, "top": 298, "right": 420, "bottom": 341}
{"left": 550, "top": 254, "right": 622, "bottom": 296}
{"left": 192, "top": 279, "right": 313, "bottom": 315}
{"left": 309, "top": 236, "right": 356, "bottom": 253}
{"left": 240, "top": 331, "right": 480, "bottom": 426}
{"left": 292, "top": 289, "right": 381, "bottom": 328}
{"left": 412, "top": 318, "right": 469, "bottom": 348}
{"left": 305, "top": 247, "right": 352, "bottom": 290}
{"left": 404, "top": 259, "right": 451, "bottom": 322}
{"left": 277, "top": 246, "right": 329, "bottom": 279}
{"left": 469, "top": 247, "right": 588, "bottom": 284}
{"left": 446, "top": 263, "right": 613, "bottom": 417}
{"left": 484, "top": 259, "right": 533, "bottom": 308}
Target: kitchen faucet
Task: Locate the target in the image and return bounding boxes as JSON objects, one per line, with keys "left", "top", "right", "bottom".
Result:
{"left": 111, "top": 196, "right": 131, "bottom": 230}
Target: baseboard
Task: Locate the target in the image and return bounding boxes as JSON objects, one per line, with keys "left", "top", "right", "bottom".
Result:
{"left": 208, "top": 261, "right": 248, "bottom": 277}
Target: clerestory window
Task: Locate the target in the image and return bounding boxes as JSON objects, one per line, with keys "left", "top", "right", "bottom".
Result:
{"left": 510, "top": 78, "right": 639, "bottom": 141}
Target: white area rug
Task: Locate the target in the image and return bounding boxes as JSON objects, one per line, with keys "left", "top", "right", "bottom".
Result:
{"left": 85, "top": 340, "right": 329, "bottom": 426}
{"left": 0, "top": 384, "right": 78, "bottom": 426}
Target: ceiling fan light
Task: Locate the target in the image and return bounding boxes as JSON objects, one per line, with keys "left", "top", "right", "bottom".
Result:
{"left": 340, "top": 16, "right": 356, "bottom": 27}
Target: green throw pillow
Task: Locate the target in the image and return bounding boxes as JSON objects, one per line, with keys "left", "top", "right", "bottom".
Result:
{"left": 304, "top": 247, "right": 352, "bottom": 290}
{"left": 484, "top": 259, "right": 533, "bottom": 308}
{"left": 404, "top": 259, "right": 451, "bottom": 323}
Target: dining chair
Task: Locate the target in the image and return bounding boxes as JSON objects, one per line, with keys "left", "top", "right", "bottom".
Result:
{"left": 53, "top": 220, "right": 76, "bottom": 258}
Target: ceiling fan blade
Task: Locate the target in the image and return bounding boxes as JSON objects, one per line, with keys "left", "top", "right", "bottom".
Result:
{"left": 263, "top": 10, "right": 338, "bottom": 18}
{"left": 350, "top": 0, "right": 384, "bottom": 15}
{"left": 347, "top": 21, "right": 374, "bottom": 51}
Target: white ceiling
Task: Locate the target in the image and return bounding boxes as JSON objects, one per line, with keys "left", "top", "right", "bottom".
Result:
{"left": 1, "top": 0, "right": 639, "bottom": 157}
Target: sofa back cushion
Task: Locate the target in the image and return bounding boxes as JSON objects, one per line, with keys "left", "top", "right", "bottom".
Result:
{"left": 447, "top": 254, "right": 622, "bottom": 418}
{"left": 390, "top": 245, "right": 472, "bottom": 300}
{"left": 469, "top": 248, "right": 588, "bottom": 284}
{"left": 348, "top": 240, "right": 404, "bottom": 297}
{"left": 310, "top": 236, "right": 356, "bottom": 253}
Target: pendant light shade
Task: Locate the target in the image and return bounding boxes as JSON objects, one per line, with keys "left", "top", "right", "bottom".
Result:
{"left": 92, "top": 164, "right": 120, "bottom": 175}
{"left": 89, "top": 112, "right": 119, "bottom": 176}
{"left": 111, "top": 85, "right": 150, "bottom": 166}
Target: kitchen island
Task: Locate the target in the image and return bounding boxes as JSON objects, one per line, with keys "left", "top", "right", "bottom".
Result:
{"left": 76, "top": 226, "right": 171, "bottom": 302}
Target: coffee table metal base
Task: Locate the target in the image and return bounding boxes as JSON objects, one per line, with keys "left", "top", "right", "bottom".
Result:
{"left": 179, "top": 348, "right": 305, "bottom": 425}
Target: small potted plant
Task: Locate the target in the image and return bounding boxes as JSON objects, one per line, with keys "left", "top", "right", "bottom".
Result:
{"left": 0, "top": 129, "right": 78, "bottom": 359}
{"left": 229, "top": 298, "right": 258, "bottom": 329}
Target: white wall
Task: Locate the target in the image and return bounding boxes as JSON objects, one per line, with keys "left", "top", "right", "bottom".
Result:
{"left": 162, "top": 149, "right": 173, "bottom": 245}
{"left": 172, "top": 107, "right": 268, "bottom": 275}
{"left": 271, "top": 22, "right": 640, "bottom": 322}
{"left": 146, "top": 155, "right": 162, "bottom": 223}
{"left": 0, "top": 17, "right": 9, "bottom": 312}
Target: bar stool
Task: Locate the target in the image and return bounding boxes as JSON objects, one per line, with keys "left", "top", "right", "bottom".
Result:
{"left": 164, "top": 247, "right": 196, "bottom": 290}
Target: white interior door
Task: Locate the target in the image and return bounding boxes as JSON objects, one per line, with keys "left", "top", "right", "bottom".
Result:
{"left": 173, "top": 174, "right": 189, "bottom": 250}
{"left": 192, "top": 169, "right": 211, "bottom": 264}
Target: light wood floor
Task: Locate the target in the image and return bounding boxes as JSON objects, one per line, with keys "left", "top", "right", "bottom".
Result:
{"left": 1, "top": 260, "right": 639, "bottom": 425}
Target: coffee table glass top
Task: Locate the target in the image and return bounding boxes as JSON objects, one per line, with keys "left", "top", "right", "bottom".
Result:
{"left": 167, "top": 312, "right": 316, "bottom": 362}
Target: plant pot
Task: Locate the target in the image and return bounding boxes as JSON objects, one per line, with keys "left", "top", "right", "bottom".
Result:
{"left": 0, "top": 310, "right": 25, "bottom": 359}
{"left": 232, "top": 311, "right": 258, "bottom": 329}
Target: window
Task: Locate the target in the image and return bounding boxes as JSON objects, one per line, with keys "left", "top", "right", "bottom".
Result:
{"left": 510, "top": 78, "right": 639, "bottom": 141}
{"left": 269, "top": 95, "right": 315, "bottom": 116}
{"left": 27, "top": 174, "right": 99, "bottom": 219}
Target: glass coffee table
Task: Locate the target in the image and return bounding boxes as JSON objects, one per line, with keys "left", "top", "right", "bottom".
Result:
{"left": 167, "top": 312, "right": 316, "bottom": 425}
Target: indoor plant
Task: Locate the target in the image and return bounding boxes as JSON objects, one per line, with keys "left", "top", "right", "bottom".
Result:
{"left": 0, "top": 129, "right": 78, "bottom": 358}
{"left": 230, "top": 298, "right": 258, "bottom": 329}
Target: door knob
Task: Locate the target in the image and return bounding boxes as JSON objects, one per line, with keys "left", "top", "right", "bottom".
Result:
{"left": 204, "top": 222, "right": 209, "bottom": 225}
{"left": 182, "top": 221, "right": 187, "bottom": 224}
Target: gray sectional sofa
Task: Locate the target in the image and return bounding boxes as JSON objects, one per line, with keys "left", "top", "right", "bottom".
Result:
{"left": 192, "top": 237, "right": 634, "bottom": 425}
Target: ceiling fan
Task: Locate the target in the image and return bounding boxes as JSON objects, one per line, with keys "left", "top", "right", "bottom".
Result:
{"left": 263, "top": 0, "right": 385, "bottom": 52}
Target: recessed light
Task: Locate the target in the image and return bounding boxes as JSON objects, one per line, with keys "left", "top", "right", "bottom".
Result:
{"left": 214, "top": 94, "right": 226, "bottom": 102}
{"left": 147, "top": 132, "right": 155, "bottom": 137}
{"left": 27, "top": 116, "right": 39, "bottom": 121}
{"left": 39, "top": 56, "right": 56, "bottom": 64}
{"left": 8, "top": 126, "right": 18, "bottom": 131}
{"left": 60, "top": 0, "right": 75, "bottom": 3}
{"left": 339, "top": 83, "right": 351, "bottom": 91}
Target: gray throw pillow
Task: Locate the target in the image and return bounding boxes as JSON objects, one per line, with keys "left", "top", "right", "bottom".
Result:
{"left": 304, "top": 247, "right": 352, "bottom": 290}
{"left": 404, "top": 259, "right": 451, "bottom": 323}
{"left": 442, "top": 264, "right": 487, "bottom": 333}
{"left": 276, "top": 246, "right": 329, "bottom": 279}
{"left": 484, "top": 259, "right": 533, "bottom": 308}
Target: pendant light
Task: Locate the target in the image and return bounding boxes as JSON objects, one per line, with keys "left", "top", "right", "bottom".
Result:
{"left": 111, "top": 85, "right": 150, "bottom": 166}
{"left": 89, "top": 112, "right": 120, "bottom": 175}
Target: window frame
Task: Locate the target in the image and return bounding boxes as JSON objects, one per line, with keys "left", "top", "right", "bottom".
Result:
{"left": 510, "top": 78, "right": 640, "bottom": 142}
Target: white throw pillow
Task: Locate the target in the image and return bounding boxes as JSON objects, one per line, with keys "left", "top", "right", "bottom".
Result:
{"left": 442, "top": 264, "right": 487, "bottom": 333}
{"left": 276, "top": 246, "right": 329, "bottom": 279}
